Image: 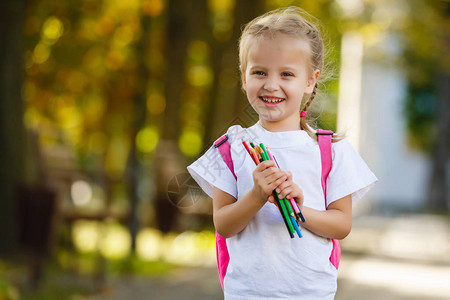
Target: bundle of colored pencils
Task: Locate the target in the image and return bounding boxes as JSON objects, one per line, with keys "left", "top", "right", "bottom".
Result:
{"left": 242, "top": 140, "right": 305, "bottom": 238}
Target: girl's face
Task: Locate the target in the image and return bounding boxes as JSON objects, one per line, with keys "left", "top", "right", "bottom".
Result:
{"left": 242, "top": 34, "right": 319, "bottom": 132}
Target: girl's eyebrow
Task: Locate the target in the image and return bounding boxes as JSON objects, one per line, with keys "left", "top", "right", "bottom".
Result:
{"left": 249, "top": 65, "right": 299, "bottom": 72}
{"left": 248, "top": 65, "right": 266, "bottom": 71}
{"left": 280, "top": 66, "right": 298, "bottom": 72}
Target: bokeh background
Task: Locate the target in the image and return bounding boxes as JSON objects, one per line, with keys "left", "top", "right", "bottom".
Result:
{"left": 1, "top": 0, "right": 449, "bottom": 299}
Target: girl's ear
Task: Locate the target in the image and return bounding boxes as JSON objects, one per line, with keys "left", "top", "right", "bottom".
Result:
{"left": 241, "top": 71, "right": 247, "bottom": 90}
{"left": 305, "top": 69, "right": 320, "bottom": 94}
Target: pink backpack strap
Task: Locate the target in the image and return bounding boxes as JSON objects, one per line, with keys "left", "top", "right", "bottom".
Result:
{"left": 215, "top": 232, "right": 229, "bottom": 290}
{"left": 213, "top": 134, "right": 234, "bottom": 290}
{"left": 316, "top": 129, "right": 333, "bottom": 197}
{"left": 215, "top": 134, "right": 236, "bottom": 179}
{"left": 316, "top": 129, "right": 341, "bottom": 270}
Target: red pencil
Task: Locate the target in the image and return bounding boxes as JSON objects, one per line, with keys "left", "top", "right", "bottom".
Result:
{"left": 242, "top": 140, "right": 252, "bottom": 155}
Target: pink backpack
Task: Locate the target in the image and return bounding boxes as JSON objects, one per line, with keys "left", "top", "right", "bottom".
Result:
{"left": 213, "top": 130, "right": 341, "bottom": 291}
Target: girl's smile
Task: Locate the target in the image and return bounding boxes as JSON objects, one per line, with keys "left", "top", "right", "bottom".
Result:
{"left": 259, "top": 95, "right": 286, "bottom": 105}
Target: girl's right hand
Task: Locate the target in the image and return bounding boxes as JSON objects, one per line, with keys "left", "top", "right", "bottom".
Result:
{"left": 251, "top": 160, "right": 287, "bottom": 203}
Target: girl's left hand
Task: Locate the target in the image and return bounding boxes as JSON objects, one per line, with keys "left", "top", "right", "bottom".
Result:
{"left": 267, "top": 171, "right": 304, "bottom": 208}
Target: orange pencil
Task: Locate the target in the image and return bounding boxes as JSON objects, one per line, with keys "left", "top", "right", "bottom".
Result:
{"left": 250, "top": 148, "right": 260, "bottom": 165}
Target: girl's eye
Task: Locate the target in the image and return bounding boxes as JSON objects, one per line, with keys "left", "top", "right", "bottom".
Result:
{"left": 282, "top": 72, "right": 293, "bottom": 77}
{"left": 253, "top": 71, "right": 265, "bottom": 76}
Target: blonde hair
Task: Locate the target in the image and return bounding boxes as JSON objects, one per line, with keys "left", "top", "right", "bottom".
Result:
{"left": 238, "top": 7, "right": 340, "bottom": 142}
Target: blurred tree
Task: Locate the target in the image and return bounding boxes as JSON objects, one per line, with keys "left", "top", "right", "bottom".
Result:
{"left": 231, "top": 0, "right": 264, "bottom": 125}
{"left": 203, "top": 0, "right": 264, "bottom": 143}
{"left": 428, "top": 73, "right": 449, "bottom": 210}
{"left": 0, "top": 0, "right": 26, "bottom": 253}
{"left": 125, "top": 10, "right": 151, "bottom": 252}
{"left": 22, "top": 0, "right": 149, "bottom": 255}
{"left": 17, "top": 0, "right": 448, "bottom": 252}
{"left": 401, "top": 0, "right": 449, "bottom": 209}
{"left": 154, "top": 0, "right": 193, "bottom": 233}
{"left": 427, "top": 2, "right": 450, "bottom": 210}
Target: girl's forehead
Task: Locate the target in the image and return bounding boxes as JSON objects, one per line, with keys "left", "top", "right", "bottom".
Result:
{"left": 246, "top": 34, "right": 311, "bottom": 66}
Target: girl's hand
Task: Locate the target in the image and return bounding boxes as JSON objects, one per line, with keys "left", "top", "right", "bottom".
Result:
{"left": 251, "top": 160, "right": 287, "bottom": 204}
{"left": 270, "top": 171, "right": 304, "bottom": 208}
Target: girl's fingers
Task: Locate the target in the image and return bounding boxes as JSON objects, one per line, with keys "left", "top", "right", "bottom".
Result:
{"left": 267, "top": 172, "right": 287, "bottom": 185}
{"left": 253, "top": 163, "right": 302, "bottom": 202}
{"left": 256, "top": 160, "right": 276, "bottom": 171}
{"left": 294, "top": 191, "right": 304, "bottom": 206}
{"left": 277, "top": 180, "right": 303, "bottom": 200}
{"left": 276, "top": 180, "right": 290, "bottom": 191}
{"left": 287, "top": 171, "right": 293, "bottom": 180}
{"left": 270, "top": 173, "right": 288, "bottom": 187}
{"left": 253, "top": 167, "right": 286, "bottom": 199}
{"left": 279, "top": 187, "right": 294, "bottom": 200}
{"left": 261, "top": 167, "right": 282, "bottom": 180}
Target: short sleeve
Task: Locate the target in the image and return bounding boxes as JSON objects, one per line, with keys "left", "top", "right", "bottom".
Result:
{"left": 326, "top": 139, "right": 378, "bottom": 206}
{"left": 187, "top": 144, "right": 237, "bottom": 199}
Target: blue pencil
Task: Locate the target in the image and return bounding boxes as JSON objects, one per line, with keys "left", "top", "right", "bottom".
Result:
{"left": 290, "top": 215, "right": 303, "bottom": 238}
{"left": 271, "top": 153, "right": 306, "bottom": 223}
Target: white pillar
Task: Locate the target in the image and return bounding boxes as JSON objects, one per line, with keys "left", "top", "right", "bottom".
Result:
{"left": 337, "top": 31, "right": 364, "bottom": 151}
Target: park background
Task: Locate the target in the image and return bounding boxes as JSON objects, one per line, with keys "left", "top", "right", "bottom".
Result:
{"left": 1, "top": 0, "right": 449, "bottom": 299}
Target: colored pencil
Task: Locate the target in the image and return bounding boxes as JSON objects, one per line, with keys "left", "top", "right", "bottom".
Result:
{"left": 274, "top": 191, "right": 295, "bottom": 237}
{"left": 242, "top": 140, "right": 252, "bottom": 155}
{"left": 242, "top": 141, "right": 304, "bottom": 238}
{"left": 260, "top": 143, "right": 297, "bottom": 236}
{"left": 271, "top": 152, "right": 306, "bottom": 223}
{"left": 290, "top": 215, "right": 303, "bottom": 238}
{"left": 250, "top": 148, "right": 260, "bottom": 165}
{"left": 273, "top": 191, "right": 295, "bottom": 238}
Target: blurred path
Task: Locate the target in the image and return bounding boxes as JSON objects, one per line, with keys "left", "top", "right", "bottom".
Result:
{"left": 86, "top": 214, "right": 450, "bottom": 300}
{"left": 336, "top": 254, "right": 450, "bottom": 300}
{"left": 86, "top": 267, "right": 222, "bottom": 300}
{"left": 336, "top": 213, "right": 450, "bottom": 300}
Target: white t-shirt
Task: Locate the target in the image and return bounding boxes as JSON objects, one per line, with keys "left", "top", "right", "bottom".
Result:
{"left": 187, "top": 122, "right": 378, "bottom": 300}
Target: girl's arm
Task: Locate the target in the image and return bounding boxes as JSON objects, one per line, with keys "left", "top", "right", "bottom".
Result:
{"left": 300, "top": 195, "right": 352, "bottom": 240}
{"left": 276, "top": 174, "right": 352, "bottom": 240}
{"left": 212, "top": 188, "right": 263, "bottom": 238}
{"left": 213, "top": 160, "right": 287, "bottom": 238}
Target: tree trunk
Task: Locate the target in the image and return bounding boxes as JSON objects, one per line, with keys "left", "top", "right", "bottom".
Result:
{"left": 204, "top": 0, "right": 264, "bottom": 143}
{"left": 427, "top": 5, "right": 450, "bottom": 211}
{"left": 0, "top": 0, "right": 26, "bottom": 253}
{"left": 428, "top": 73, "right": 450, "bottom": 211}
{"left": 154, "top": 0, "right": 192, "bottom": 233}
{"left": 125, "top": 14, "right": 152, "bottom": 252}
{"left": 231, "top": 0, "right": 264, "bottom": 124}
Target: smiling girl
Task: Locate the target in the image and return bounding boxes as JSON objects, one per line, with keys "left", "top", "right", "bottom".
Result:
{"left": 188, "top": 7, "right": 377, "bottom": 299}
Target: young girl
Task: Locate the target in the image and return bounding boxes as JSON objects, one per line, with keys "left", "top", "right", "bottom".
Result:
{"left": 188, "top": 7, "right": 377, "bottom": 299}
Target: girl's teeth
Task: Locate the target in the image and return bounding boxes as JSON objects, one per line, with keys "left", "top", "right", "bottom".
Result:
{"left": 261, "top": 97, "right": 284, "bottom": 103}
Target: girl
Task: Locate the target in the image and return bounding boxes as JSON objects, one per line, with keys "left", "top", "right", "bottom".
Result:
{"left": 188, "top": 7, "right": 377, "bottom": 300}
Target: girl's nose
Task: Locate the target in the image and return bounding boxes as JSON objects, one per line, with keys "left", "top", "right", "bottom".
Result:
{"left": 263, "top": 76, "right": 279, "bottom": 91}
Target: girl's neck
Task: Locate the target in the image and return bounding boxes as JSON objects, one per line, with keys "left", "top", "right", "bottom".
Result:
{"left": 259, "top": 119, "right": 301, "bottom": 132}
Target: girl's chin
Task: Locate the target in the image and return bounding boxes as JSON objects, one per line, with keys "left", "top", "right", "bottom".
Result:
{"left": 253, "top": 103, "right": 284, "bottom": 114}
{"left": 257, "top": 112, "right": 283, "bottom": 123}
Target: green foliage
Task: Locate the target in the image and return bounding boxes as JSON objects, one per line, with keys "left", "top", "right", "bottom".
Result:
{"left": 0, "top": 279, "right": 19, "bottom": 300}
{"left": 21, "top": 0, "right": 448, "bottom": 256}
{"left": 400, "top": 0, "right": 448, "bottom": 151}
{"left": 404, "top": 84, "right": 437, "bottom": 151}
{"left": 105, "top": 255, "right": 176, "bottom": 276}
{"left": 0, "top": 251, "right": 177, "bottom": 300}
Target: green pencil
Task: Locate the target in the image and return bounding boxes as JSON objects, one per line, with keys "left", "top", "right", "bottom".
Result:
{"left": 260, "top": 142, "right": 296, "bottom": 236}
{"left": 274, "top": 190, "right": 295, "bottom": 236}
{"left": 259, "top": 143, "right": 270, "bottom": 161}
